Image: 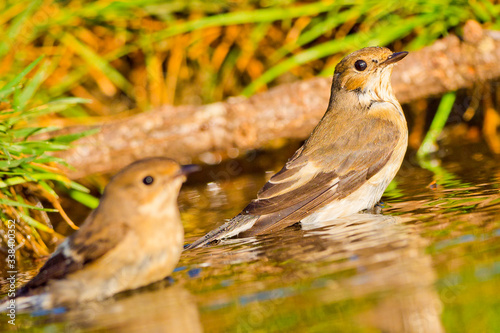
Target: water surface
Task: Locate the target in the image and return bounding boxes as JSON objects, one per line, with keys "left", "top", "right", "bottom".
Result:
{"left": 2, "top": 138, "right": 499, "bottom": 332}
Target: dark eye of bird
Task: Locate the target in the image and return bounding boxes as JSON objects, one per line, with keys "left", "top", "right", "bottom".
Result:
{"left": 143, "top": 176, "right": 154, "bottom": 185}
{"left": 354, "top": 60, "right": 367, "bottom": 71}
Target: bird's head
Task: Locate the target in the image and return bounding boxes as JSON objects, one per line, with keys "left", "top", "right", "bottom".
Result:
{"left": 333, "top": 47, "right": 407, "bottom": 102}
{"left": 102, "top": 157, "right": 199, "bottom": 214}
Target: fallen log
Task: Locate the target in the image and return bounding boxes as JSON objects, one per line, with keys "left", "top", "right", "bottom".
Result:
{"left": 54, "top": 20, "right": 500, "bottom": 179}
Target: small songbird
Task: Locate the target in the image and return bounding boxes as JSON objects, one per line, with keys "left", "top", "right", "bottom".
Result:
{"left": 2, "top": 157, "right": 197, "bottom": 311}
{"left": 187, "top": 46, "right": 408, "bottom": 249}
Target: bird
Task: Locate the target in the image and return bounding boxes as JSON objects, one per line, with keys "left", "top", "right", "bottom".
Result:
{"left": 1, "top": 157, "right": 198, "bottom": 311}
{"left": 187, "top": 46, "right": 408, "bottom": 249}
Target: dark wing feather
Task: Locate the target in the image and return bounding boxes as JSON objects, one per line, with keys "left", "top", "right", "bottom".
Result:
{"left": 238, "top": 116, "right": 399, "bottom": 236}
{"left": 18, "top": 209, "right": 128, "bottom": 296}
{"left": 245, "top": 171, "right": 338, "bottom": 215}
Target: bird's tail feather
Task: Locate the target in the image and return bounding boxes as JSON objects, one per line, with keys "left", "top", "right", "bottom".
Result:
{"left": 185, "top": 214, "right": 258, "bottom": 249}
{"left": 0, "top": 294, "right": 50, "bottom": 313}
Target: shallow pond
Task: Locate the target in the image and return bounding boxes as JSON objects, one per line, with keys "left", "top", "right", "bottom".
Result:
{"left": 1, "top": 136, "right": 500, "bottom": 332}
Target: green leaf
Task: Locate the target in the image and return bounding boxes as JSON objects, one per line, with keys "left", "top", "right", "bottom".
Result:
{"left": 0, "top": 56, "right": 43, "bottom": 100}
{"left": 0, "top": 197, "right": 58, "bottom": 212}
{"left": 0, "top": 176, "right": 28, "bottom": 188}
{"left": 59, "top": 32, "right": 133, "bottom": 96}
{"left": 417, "top": 91, "right": 457, "bottom": 159}
{"left": 0, "top": 0, "right": 44, "bottom": 57}
{"left": 68, "top": 189, "right": 99, "bottom": 209}
{"left": 68, "top": 180, "right": 91, "bottom": 193}
{"left": 151, "top": 2, "right": 338, "bottom": 41}
{"left": 50, "top": 128, "right": 100, "bottom": 144}
{"left": 13, "top": 59, "right": 55, "bottom": 111}
{"left": 10, "top": 126, "right": 60, "bottom": 139}
{"left": 243, "top": 14, "right": 436, "bottom": 96}
{"left": 0, "top": 156, "right": 36, "bottom": 169}
{"left": 20, "top": 213, "right": 55, "bottom": 233}
{"left": 270, "top": 3, "right": 373, "bottom": 63}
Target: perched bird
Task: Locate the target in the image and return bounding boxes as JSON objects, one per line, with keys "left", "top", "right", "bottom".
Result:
{"left": 2, "top": 157, "right": 197, "bottom": 311}
{"left": 187, "top": 47, "right": 408, "bottom": 249}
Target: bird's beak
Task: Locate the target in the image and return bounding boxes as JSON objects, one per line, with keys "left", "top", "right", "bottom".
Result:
{"left": 179, "top": 164, "right": 201, "bottom": 176}
{"left": 381, "top": 51, "right": 408, "bottom": 66}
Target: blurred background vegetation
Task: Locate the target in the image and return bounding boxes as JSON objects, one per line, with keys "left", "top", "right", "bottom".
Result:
{"left": 2, "top": 0, "right": 499, "bottom": 116}
{"left": 0, "top": 0, "right": 499, "bottom": 258}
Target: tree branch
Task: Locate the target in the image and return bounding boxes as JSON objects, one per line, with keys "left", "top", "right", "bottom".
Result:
{"left": 54, "top": 21, "right": 500, "bottom": 179}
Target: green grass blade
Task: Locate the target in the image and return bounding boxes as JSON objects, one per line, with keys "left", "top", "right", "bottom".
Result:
{"left": 0, "top": 176, "right": 28, "bottom": 187}
{"left": 417, "top": 91, "right": 457, "bottom": 160}
{"left": 13, "top": 59, "right": 54, "bottom": 111}
{"left": 0, "top": 197, "right": 58, "bottom": 212}
{"left": 0, "top": 0, "right": 43, "bottom": 57}
{"left": 68, "top": 181, "right": 91, "bottom": 193}
{"left": 37, "top": 180, "right": 59, "bottom": 198}
{"left": 50, "top": 128, "right": 100, "bottom": 144}
{"left": 0, "top": 56, "right": 43, "bottom": 100}
{"left": 270, "top": 3, "right": 373, "bottom": 63}
{"left": 59, "top": 33, "right": 133, "bottom": 97}
{"left": 20, "top": 213, "right": 56, "bottom": 233}
{"left": 151, "top": 2, "right": 339, "bottom": 41}
{"left": 0, "top": 157, "right": 36, "bottom": 169}
{"left": 68, "top": 189, "right": 99, "bottom": 209}
{"left": 243, "top": 14, "right": 436, "bottom": 96}
{"left": 10, "top": 126, "right": 60, "bottom": 140}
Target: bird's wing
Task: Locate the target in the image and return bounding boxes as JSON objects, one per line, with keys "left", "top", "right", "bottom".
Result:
{"left": 186, "top": 114, "right": 400, "bottom": 249}
{"left": 185, "top": 215, "right": 254, "bottom": 249}
{"left": 238, "top": 115, "right": 400, "bottom": 236}
{"left": 18, "top": 210, "right": 129, "bottom": 296}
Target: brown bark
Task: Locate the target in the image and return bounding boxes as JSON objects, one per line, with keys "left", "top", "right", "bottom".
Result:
{"left": 55, "top": 21, "right": 500, "bottom": 179}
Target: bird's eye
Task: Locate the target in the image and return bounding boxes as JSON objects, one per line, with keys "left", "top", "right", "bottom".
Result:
{"left": 354, "top": 60, "right": 367, "bottom": 71}
{"left": 143, "top": 176, "right": 154, "bottom": 185}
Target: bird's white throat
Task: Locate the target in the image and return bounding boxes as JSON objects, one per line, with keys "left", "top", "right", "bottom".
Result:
{"left": 357, "top": 67, "right": 396, "bottom": 107}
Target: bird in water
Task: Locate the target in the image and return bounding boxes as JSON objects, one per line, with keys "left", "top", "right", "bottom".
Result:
{"left": 2, "top": 157, "right": 198, "bottom": 311}
{"left": 187, "top": 47, "right": 408, "bottom": 249}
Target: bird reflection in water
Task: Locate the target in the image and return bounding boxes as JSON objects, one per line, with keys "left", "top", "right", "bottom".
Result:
{"left": 185, "top": 213, "right": 444, "bottom": 333}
